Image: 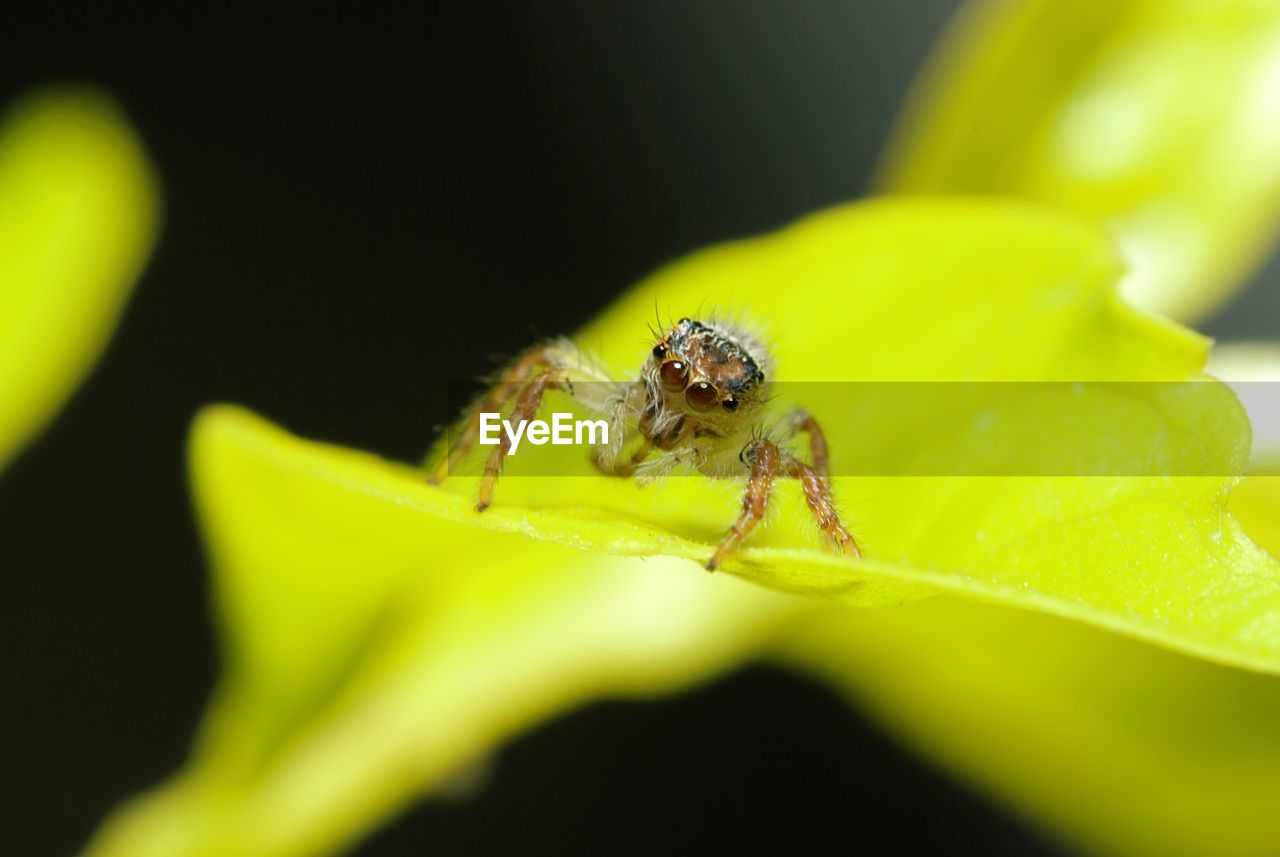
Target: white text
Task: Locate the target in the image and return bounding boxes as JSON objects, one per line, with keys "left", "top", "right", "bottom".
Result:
{"left": 478, "top": 412, "right": 609, "bottom": 455}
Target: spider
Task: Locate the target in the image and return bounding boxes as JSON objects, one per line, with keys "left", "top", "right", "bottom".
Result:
{"left": 428, "top": 317, "right": 861, "bottom": 570}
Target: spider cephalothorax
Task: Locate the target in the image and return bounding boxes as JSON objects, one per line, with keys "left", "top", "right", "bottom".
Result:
{"left": 641, "top": 317, "right": 769, "bottom": 450}
{"left": 429, "top": 315, "right": 860, "bottom": 570}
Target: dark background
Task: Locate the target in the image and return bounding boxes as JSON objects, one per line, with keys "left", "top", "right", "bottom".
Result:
{"left": 3, "top": 4, "right": 1277, "bottom": 856}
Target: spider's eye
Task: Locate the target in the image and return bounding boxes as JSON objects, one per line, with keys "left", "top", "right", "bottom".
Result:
{"left": 652, "top": 343, "right": 667, "bottom": 360}
{"left": 722, "top": 397, "right": 739, "bottom": 412}
{"left": 659, "top": 360, "right": 689, "bottom": 391}
{"left": 686, "top": 382, "right": 718, "bottom": 411}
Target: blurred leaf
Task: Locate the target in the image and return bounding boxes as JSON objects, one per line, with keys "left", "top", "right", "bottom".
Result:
{"left": 777, "top": 595, "right": 1280, "bottom": 857}
{"left": 86, "top": 406, "right": 806, "bottom": 857}
{"left": 89, "top": 199, "right": 1279, "bottom": 856}
{"left": 1209, "top": 341, "right": 1280, "bottom": 562}
{"left": 1233, "top": 474, "right": 1280, "bottom": 559}
{"left": 0, "top": 89, "right": 159, "bottom": 472}
{"left": 877, "top": 0, "right": 1280, "bottom": 323}
{"left": 1209, "top": 341, "right": 1280, "bottom": 464}
{"left": 776, "top": 353, "right": 1280, "bottom": 857}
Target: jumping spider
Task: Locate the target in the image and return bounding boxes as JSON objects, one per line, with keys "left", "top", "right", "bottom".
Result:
{"left": 428, "top": 317, "right": 861, "bottom": 570}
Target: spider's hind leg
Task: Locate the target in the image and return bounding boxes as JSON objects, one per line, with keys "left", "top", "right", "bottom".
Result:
{"left": 429, "top": 339, "right": 615, "bottom": 486}
{"left": 476, "top": 370, "right": 562, "bottom": 511}
{"left": 428, "top": 346, "right": 555, "bottom": 485}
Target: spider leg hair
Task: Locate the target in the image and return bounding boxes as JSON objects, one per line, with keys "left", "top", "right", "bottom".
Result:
{"left": 708, "top": 438, "right": 781, "bottom": 570}
{"left": 778, "top": 408, "right": 831, "bottom": 482}
{"left": 709, "top": 435, "right": 859, "bottom": 570}
{"left": 476, "top": 369, "right": 561, "bottom": 511}
{"left": 429, "top": 339, "right": 614, "bottom": 485}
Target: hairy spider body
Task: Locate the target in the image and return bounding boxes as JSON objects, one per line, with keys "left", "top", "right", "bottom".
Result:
{"left": 429, "top": 317, "right": 861, "bottom": 570}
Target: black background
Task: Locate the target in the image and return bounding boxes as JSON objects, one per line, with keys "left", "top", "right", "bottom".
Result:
{"left": 4, "top": 4, "right": 1276, "bottom": 856}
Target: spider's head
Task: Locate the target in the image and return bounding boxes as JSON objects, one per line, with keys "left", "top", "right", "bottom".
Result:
{"left": 645, "top": 318, "right": 768, "bottom": 424}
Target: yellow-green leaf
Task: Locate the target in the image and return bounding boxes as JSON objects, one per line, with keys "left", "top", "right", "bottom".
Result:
{"left": 0, "top": 89, "right": 159, "bottom": 472}
{"left": 776, "top": 460, "right": 1280, "bottom": 857}
{"left": 425, "top": 198, "right": 1276, "bottom": 673}
{"left": 1233, "top": 475, "right": 1280, "bottom": 560}
{"left": 86, "top": 404, "right": 805, "bottom": 857}
{"left": 774, "top": 342, "right": 1280, "bottom": 857}
{"left": 877, "top": 0, "right": 1280, "bottom": 322}
{"left": 89, "top": 198, "right": 1279, "bottom": 856}
{"left": 775, "top": 327, "right": 1280, "bottom": 857}
{"left": 777, "top": 595, "right": 1280, "bottom": 857}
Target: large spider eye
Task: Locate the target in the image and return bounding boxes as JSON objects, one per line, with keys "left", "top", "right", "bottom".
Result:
{"left": 652, "top": 343, "right": 667, "bottom": 360}
{"left": 685, "top": 381, "right": 718, "bottom": 411}
{"left": 659, "top": 360, "right": 689, "bottom": 391}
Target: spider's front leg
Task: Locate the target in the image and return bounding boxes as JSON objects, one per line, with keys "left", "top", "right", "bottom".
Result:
{"left": 707, "top": 435, "right": 860, "bottom": 571}
{"left": 593, "top": 440, "right": 653, "bottom": 477}
{"left": 779, "top": 408, "right": 831, "bottom": 482}
{"left": 588, "top": 384, "right": 644, "bottom": 476}
{"left": 785, "top": 456, "right": 861, "bottom": 559}
{"left": 707, "top": 438, "right": 781, "bottom": 571}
